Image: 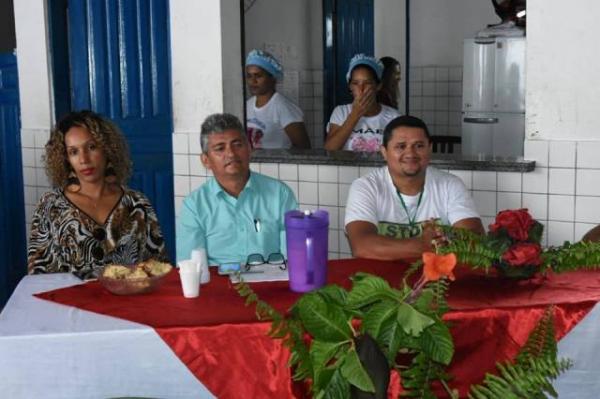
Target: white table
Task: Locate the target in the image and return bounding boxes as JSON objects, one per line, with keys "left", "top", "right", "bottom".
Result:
{"left": 1, "top": 274, "right": 599, "bottom": 398}
{"left": 554, "top": 301, "right": 600, "bottom": 398}
{"left": 0, "top": 274, "right": 215, "bottom": 399}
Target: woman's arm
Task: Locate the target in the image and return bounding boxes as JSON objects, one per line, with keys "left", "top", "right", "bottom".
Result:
{"left": 284, "top": 122, "right": 311, "bottom": 149}
{"left": 27, "top": 197, "right": 54, "bottom": 274}
{"left": 143, "top": 202, "right": 169, "bottom": 262}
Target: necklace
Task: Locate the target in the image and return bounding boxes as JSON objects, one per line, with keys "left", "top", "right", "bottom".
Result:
{"left": 78, "top": 187, "right": 105, "bottom": 209}
{"left": 396, "top": 189, "right": 424, "bottom": 227}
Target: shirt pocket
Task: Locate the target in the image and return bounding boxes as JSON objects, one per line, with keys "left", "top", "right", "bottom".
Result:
{"left": 247, "top": 218, "right": 281, "bottom": 257}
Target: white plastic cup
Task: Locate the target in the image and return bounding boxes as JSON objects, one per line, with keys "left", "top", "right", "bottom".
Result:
{"left": 191, "top": 248, "right": 210, "bottom": 284}
{"left": 178, "top": 260, "right": 201, "bottom": 298}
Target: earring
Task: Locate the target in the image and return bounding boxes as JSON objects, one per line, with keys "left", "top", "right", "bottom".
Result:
{"left": 105, "top": 162, "right": 117, "bottom": 184}
{"left": 66, "top": 170, "right": 81, "bottom": 193}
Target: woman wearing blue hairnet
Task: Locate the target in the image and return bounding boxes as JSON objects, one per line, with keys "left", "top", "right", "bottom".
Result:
{"left": 245, "top": 49, "right": 311, "bottom": 149}
{"left": 325, "top": 54, "right": 401, "bottom": 152}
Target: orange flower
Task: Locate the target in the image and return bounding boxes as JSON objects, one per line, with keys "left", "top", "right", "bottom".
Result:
{"left": 422, "top": 252, "right": 457, "bottom": 282}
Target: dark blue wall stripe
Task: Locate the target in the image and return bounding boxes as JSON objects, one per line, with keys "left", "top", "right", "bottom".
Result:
{"left": 0, "top": 52, "right": 26, "bottom": 306}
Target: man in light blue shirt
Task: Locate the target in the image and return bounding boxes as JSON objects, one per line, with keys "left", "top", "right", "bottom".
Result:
{"left": 176, "top": 113, "right": 298, "bottom": 265}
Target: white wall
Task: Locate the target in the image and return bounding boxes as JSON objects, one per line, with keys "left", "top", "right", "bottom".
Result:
{"left": 13, "top": 0, "right": 54, "bottom": 237}
{"left": 221, "top": 0, "right": 244, "bottom": 119}
{"left": 170, "top": 0, "right": 225, "bottom": 134}
{"left": 409, "top": 0, "right": 498, "bottom": 66}
{"left": 244, "top": 0, "right": 322, "bottom": 74}
{"left": 13, "top": 0, "right": 52, "bottom": 129}
{"left": 526, "top": 0, "right": 600, "bottom": 141}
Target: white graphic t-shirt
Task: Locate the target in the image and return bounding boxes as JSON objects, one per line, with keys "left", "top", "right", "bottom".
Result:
{"left": 344, "top": 166, "right": 480, "bottom": 238}
{"left": 327, "top": 104, "right": 400, "bottom": 152}
{"left": 246, "top": 92, "right": 304, "bottom": 149}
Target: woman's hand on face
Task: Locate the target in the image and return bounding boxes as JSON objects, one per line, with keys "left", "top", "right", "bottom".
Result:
{"left": 352, "top": 87, "right": 376, "bottom": 118}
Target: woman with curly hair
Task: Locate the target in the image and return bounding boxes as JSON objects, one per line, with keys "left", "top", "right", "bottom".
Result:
{"left": 27, "top": 110, "right": 167, "bottom": 279}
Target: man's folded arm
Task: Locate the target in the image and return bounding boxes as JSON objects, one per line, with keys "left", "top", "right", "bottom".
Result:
{"left": 452, "top": 217, "right": 485, "bottom": 235}
{"left": 346, "top": 220, "right": 426, "bottom": 261}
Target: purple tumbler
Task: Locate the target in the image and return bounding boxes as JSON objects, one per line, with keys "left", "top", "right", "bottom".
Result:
{"left": 285, "top": 210, "right": 329, "bottom": 292}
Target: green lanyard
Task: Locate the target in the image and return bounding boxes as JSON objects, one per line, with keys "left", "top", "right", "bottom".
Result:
{"left": 396, "top": 190, "right": 423, "bottom": 227}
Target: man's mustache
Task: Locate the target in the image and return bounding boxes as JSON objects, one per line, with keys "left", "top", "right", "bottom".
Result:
{"left": 224, "top": 157, "right": 241, "bottom": 166}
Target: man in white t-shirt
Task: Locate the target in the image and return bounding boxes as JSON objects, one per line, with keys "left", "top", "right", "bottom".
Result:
{"left": 345, "top": 115, "right": 484, "bottom": 260}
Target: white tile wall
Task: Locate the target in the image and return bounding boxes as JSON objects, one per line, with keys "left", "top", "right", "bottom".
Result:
{"left": 575, "top": 196, "right": 600, "bottom": 224}
{"left": 547, "top": 221, "right": 574, "bottom": 247}
{"left": 21, "top": 126, "right": 600, "bottom": 259}
{"left": 298, "top": 181, "right": 318, "bottom": 205}
{"left": 409, "top": 65, "right": 462, "bottom": 140}
{"left": 522, "top": 167, "right": 548, "bottom": 193}
{"left": 279, "top": 164, "right": 298, "bottom": 181}
{"left": 522, "top": 193, "right": 548, "bottom": 220}
{"left": 472, "top": 191, "right": 497, "bottom": 217}
{"left": 164, "top": 140, "right": 600, "bottom": 258}
{"left": 497, "top": 172, "right": 522, "bottom": 192}
{"left": 524, "top": 140, "right": 549, "bottom": 167}
{"left": 576, "top": 141, "right": 600, "bottom": 169}
{"left": 450, "top": 170, "right": 472, "bottom": 189}
{"left": 549, "top": 141, "right": 576, "bottom": 168}
{"left": 294, "top": 69, "right": 325, "bottom": 149}
{"left": 549, "top": 168, "right": 575, "bottom": 195}
{"left": 473, "top": 171, "right": 497, "bottom": 191}
{"left": 497, "top": 192, "right": 522, "bottom": 211}
{"left": 576, "top": 169, "right": 600, "bottom": 196}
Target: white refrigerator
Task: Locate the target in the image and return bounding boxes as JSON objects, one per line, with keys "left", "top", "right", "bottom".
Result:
{"left": 461, "top": 36, "right": 526, "bottom": 157}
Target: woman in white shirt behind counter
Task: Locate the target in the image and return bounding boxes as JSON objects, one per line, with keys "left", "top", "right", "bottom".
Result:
{"left": 325, "top": 54, "right": 401, "bottom": 152}
{"left": 245, "top": 49, "right": 311, "bottom": 149}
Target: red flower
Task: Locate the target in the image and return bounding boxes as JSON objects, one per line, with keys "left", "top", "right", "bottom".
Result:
{"left": 489, "top": 209, "right": 535, "bottom": 241}
{"left": 502, "top": 243, "right": 542, "bottom": 267}
{"left": 422, "top": 252, "right": 457, "bottom": 282}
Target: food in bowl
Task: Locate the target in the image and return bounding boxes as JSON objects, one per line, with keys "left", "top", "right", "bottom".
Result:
{"left": 99, "top": 260, "right": 173, "bottom": 295}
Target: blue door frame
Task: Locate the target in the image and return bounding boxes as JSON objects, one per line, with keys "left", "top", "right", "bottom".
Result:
{"left": 48, "top": 0, "right": 176, "bottom": 261}
{"left": 0, "top": 52, "right": 26, "bottom": 306}
{"left": 323, "top": 0, "right": 374, "bottom": 130}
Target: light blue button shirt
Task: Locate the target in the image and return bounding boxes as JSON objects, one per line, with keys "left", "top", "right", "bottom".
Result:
{"left": 176, "top": 172, "right": 298, "bottom": 265}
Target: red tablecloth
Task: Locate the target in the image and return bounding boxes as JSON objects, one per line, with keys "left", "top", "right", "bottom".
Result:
{"left": 36, "top": 259, "right": 600, "bottom": 398}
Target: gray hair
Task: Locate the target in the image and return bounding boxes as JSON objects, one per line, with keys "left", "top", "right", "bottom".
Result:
{"left": 200, "top": 113, "right": 246, "bottom": 153}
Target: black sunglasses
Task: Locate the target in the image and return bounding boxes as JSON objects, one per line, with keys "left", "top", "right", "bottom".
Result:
{"left": 244, "top": 252, "right": 287, "bottom": 271}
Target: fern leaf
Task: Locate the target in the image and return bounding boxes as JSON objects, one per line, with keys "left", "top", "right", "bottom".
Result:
{"left": 467, "top": 307, "right": 571, "bottom": 399}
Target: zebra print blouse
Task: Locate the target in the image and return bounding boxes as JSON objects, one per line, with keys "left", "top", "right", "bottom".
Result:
{"left": 27, "top": 188, "right": 167, "bottom": 280}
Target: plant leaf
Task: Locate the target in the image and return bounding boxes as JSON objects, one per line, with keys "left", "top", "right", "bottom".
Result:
{"left": 347, "top": 274, "right": 397, "bottom": 308}
{"left": 528, "top": 221, "right": 544, "bottom": 244}
{"left": 311, "top": 340, "right": 348, "bottom": 390}
{"left": 420, "top": 321, "right": 455, "bottom": 365}
{"left": 340, "top": 347, "right": 376, "bottom": 393}
{"left": 378, "top": 315, "right": 412, "bottom": 363}
{"left": 321, "top": 368, "right": 351, "bottom": 399}
{"left": 397, "top": 302, "right": 435, "bottom": 337}
{"left": 361, "top": 300, "right": 398, "bottom": 339}
{"left": 317, "top": 284, "right": 348, "bottom": 307}
{"left": 297, "top": 293, "right": 352, "bottom": 342}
